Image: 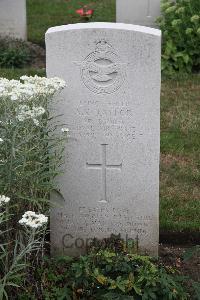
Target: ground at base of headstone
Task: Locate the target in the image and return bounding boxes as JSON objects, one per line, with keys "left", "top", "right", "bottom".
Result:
{"left": 159, "top": 245, "right": 200, "bottom": 293}
{"left": 15, "top": 239, "right": 199, "bottom": 300}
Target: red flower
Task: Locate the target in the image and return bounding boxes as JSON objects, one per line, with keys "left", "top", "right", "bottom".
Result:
{"left": 76, "top": 6, "right": 94, "bottom": 18}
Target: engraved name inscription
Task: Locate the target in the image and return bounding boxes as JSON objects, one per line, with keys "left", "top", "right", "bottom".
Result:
{"left": 67, "top": 97, "right": 139, "bottom": 142}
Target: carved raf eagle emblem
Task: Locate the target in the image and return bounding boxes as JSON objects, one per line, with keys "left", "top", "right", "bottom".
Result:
{"left": 75, "top": 41, "right": 126, "bottom": 94}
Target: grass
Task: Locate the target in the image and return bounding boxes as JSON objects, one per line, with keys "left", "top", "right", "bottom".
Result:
{"left": 0, "top": 68, "right": 45, "bottom": 79}
{"left": 0, "top": 0, "right": 199, "bottom": 233}
{"left": 160, "top": 75, "right": 200, "bottom": 232}
{"left": 27, "top": 0, "right": 115, "bottom": 45}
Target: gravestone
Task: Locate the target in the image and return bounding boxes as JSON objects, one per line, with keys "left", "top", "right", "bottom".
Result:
{"left": 116, "top": 0, "right": 160, "bottom": 27}
{"left": 46, "top": 23, "right": 161, "bottom": 256}
{"left": 0, "top": 0, "right": 27, "bottom": 40}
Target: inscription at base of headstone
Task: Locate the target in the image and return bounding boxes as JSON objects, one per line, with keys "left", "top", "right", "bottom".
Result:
{"left": 116, "top": 0, "right": 160, "bottom": 27}
{"left": 46, "top": 23, "right": 161, "bottom": 256}
{"left": 0, "top": 0, "right": 27, "bottom": 40}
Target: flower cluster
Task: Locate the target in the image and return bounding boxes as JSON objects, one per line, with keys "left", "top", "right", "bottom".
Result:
{"left": 0, "top": 195, "right": 10, "bottom": 207}
{"left": 0, "top": 76, "right": 66, "bottom": 128}
{"left": 165, "top": 6, "right": 176, "bottom": 14}
{"left": 76, "top": 5, "right": 93, "bottom": 18}
{"left": 171, "top": 19, "right": 182, "bottom": 27}
{"left": 19, "top": 211, "right": 48, "bottom": 229}
{"left": 157, "top": 0, "right": 200, "bottom": 74}
{"left": 61, "top": 127, "right": 69, "bottom": 133}
{"left": 16, "top": 105, "right": 46, "bottom": 126}
{"left": 176, "top": 7, "right": 185, "bottom": 14}
{"left": 20, "top": 75, "right": 66, "bottom": 96}
{"left": 191, "top": 15, "right": 199, "bottom": 23}
{"left": 0, "top": 76, "right": 66, "bottom": 102}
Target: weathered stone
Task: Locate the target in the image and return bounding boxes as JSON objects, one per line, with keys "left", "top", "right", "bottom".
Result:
{"left": 0, "top": 0, "right": 27, "bottom": 40}
{"left": 116, "top": 0, "right": 160, "bottom": 27}
{"left": 46, "top": 23, "right": 161, "bottom": 256}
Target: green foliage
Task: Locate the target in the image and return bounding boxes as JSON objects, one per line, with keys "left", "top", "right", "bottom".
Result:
{"left": 183, "top": 245, "right": 200, "bottom": 300}
{"left": 0, "top": 47, "right": 30, "bottom": 69}
{"left": 0, "top": 68, "right": 45, "bottom": 80}
{"left": 192, "top": 281, "right": 200, "bottom": 300}
{"left": 0, "top": 37, "right": 31, "bottom": 68}
{"left": 183, "top": 246, "right": 200, "bottom": 261}
{"left": 157, "top": 0, "right": 200, "bottom": 75}
{"left": 0, "top": 76, "right": 65, "bottom": 214}
{"left": 0, "top": 76, "right": 66, "bottom": 299}
{"left": 0, "top": 219, "right": 46, "bottom": 300}
{"left": 21, "top": 243, "right": 189, "bottom": 300}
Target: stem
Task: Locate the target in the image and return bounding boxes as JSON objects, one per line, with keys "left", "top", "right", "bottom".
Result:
{"left": 8, "top": 127, "right": 17, "bottom": 192}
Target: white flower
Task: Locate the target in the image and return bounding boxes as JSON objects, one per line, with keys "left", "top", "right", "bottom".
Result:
{"left": 33, "top": 119, "right": 39, "bottom": 126}
{"left": 0, "top": 195, "right": 10, "bottom": 206}
{"left": 10, "top": 94, "right": 18, "bottom": 101}
{"left": 19, "top": 211, "right": 48, "bottom": 229}
{"left": 0, "top": 76, "right": 66, "bottom": 103}
{"left": 61, "top": 127, "right": 69, "bottom": 133}
{"left": 16, "top": 105, "right": 46, "bottom": 125}
{"left": 20, "top": 75, "right": 66, "bottom": 97}
{"left": 0, "top": 138, "right": 3, "bottom": 143}
{"left": 20, "top": 75, "right": 29, "bottom": 81}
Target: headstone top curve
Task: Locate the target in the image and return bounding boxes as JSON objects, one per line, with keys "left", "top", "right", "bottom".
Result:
{"left": 45, "top": 22, "right": 161, "bottom": 37}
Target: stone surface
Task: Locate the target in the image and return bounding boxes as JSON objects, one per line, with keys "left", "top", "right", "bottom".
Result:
{"left": 0, "top": 0, "right": 27, "bottom": 40}
{"left": 46, "top": 23, "right": 161, "bottom": 256}
{"left": 116, "top": 0, "right": 160, "bottom": 27}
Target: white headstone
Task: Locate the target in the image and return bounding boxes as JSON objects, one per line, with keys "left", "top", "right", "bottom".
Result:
{"left": 46, "top": 23, "right": 161, "bottom": 256}
{"left": 116, "top": 0, "right": 160, "bottom": 27}
{"left": 0, "top": 0, "right": 27, "bottom": 40}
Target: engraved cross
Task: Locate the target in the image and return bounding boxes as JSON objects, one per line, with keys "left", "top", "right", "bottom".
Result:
{"left": 86, "top": 144, "right": 122, "bottom": 203}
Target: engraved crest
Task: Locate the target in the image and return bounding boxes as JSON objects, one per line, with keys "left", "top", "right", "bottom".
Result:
{"left": 75, "top": 40, "right": 126, "bottom": 94}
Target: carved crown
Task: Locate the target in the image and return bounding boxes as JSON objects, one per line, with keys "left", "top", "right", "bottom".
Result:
{"left": 95, "top": 40, "right": 111, "bottom": 53}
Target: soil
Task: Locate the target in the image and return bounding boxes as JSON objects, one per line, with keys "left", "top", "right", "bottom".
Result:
{"left": 160, "top": 231, "right": 200, "bottom": 245}
{"left": 159, "top": 229, "right": 200, "bottom": 295}
{"left": 159, "top": 244, "right": 200, "bottom": 297}
{"left": 27, "top": 41, "right": 45, "bottom": 68}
